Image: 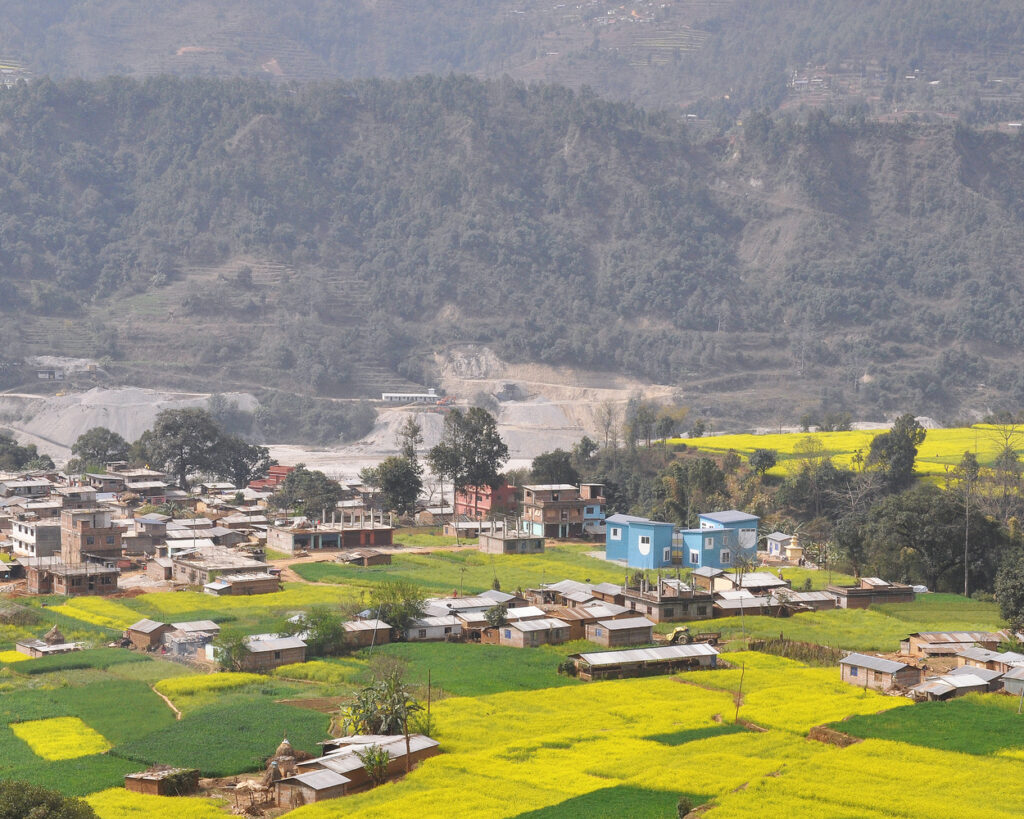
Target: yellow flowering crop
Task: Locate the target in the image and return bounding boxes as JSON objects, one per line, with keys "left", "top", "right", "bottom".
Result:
{"left": 0, "top": 650, "right": 28, "bottom": 663}
{"left": 274, "top": 659, "right": 365, "bottom": 685}
{"left": 136, "top": 584, "right": 356, "bottom": 617}
{"left": 154, "top": 672, "right": 265, "bottom": 698}
{"left": 50, "top": 597, "right": 140, "bottom": 630}
{"left": 86, "top": 788, "right": 227, "bottom": 818}
{"left": 10, "top": 716, "right": 111, "bottom": 760}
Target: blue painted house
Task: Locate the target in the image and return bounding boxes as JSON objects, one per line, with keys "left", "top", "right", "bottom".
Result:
{"left": 678, "top": 509, "right": 760, "bottom": 570}
{"left": 580, "top": 483, "right": 607, "bottom": 537}
{"left": 605, "top": 514, "right": 675, "bottom": 569}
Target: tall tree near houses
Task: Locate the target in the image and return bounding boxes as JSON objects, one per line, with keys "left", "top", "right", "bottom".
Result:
{"left": 69, "top": 426, "right": 130, "bottom": 472}
{"left": 135, "top": 407, "right": 223, "bottom": 489}
{"left": 953, "top": 451, "right": 981, "bottom": 597}
{"left": 428, "top": 406, "right": 509, "bottom": 516}
{"left": 866, "top": 413, "right": 926, "bottom": 490}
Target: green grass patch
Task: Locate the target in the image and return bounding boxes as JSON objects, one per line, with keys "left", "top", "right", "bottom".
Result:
{"left": 873, "top": 593, "right": 1003, "bottom": 631}
{"left": 14, "top": 648, "right": 148, "bottom": 675}
{"left": 361, "top": 642, "right": 582, "bottom": 697}
{"left": 113, "top": 696, "right": 330, "bottom": 777}
{"left": 514, "top": 785, "right": 695, "bottom": 818}
{"left": 264, "top": 547, "right": 291, "bottom": 561}
{"left": 834, "top": 694, "right": 1024, "bottom": 755}
{"left": 0, "top": 754, "right": 142, "bottom": 797}
{"left": 646, "top": 724, "right": 747, "bottom": 745}
{"left": 393, "top": 533, "right": 477, "bottom": 548}
{"left": 293, "top": 543, "right": 622, "bottom": 595}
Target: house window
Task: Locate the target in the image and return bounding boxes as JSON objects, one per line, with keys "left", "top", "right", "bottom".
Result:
{"left": 105, "top": 536, "right": 114, "bottom": 544}
{"left": 850, "top": 666, "right": 858, "bottom": 677}
{"left": 610, "top": 527, "right": 622, "bottom": 540}
{"left": 720, "top": 550, "right": 731, "bottom": 565}
{"left": 274, "top": 651, "right": 281, "bottom": 660}
{"left": 689, "top": 550, "right": 700, "bottom": 564}
{"left": 86, "top": 536, "right": 95, "bottom": 545}
{"left": 663, "top": 608, "right": 674, "bottom": 617}
{"left": 444, "top": 627, "right": 452, "bottom": 634}
{"left": 704, "top": 537, "right": 714, "bottom": 550}
{"left": 639, "top": 536, "right": 651, "bottom": 546}
{"left": 646, "top": 606, "right": 652, "bottom": 614}
{"left": 504, "top": 629, "right": 511, "bottom": 638}
{"left": 697, "top": 606, "right": 707, "bottom": 615}
{"left": 596, "top": 628, "right": 603, "bottom": 636}
{"left": 418, "top": 629, "right": 427, "bottom": 638}
{"left": 663, "top": 547, "right": 671, "bottom": 562}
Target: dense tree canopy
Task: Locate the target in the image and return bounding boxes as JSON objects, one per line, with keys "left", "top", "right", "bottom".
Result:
{"left": 270, "top": 464, "right": 343, "bottom": 519}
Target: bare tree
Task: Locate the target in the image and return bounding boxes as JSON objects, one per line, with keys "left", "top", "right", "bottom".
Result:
{"left": 595, "top": 400, "right": 620, "bottom": 450}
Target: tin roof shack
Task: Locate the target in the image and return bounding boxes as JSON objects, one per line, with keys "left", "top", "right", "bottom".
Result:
{"left": 572, "top": 643, "right": 720, "bottom": 682}
{"left": 498, "top": 617, "right": 570, "bottom": 648}
{"left": 1001, "top": 666, "right": 1024, "bottom": 696}
{"left": 543, "top": 602, "right": 631, "bottom": 641}
{"left": 901, "top": 631, "right": 1004, "bottom": 658}
{"left": 585, "top": 616, "right": 655, "bottom": 647}
{"left": 713, "top": 592, "right": 783, "bottom": 618}
{"left": 770, "top": 589, "right": 839, "bottom": 613}
{"left": 956, "top": 647, "right": 1024, "bottom": 673}
{"left": 910, "top": 672, "right": 991, "bottom": 701}
{"left": 343, "top": 619, "right": 392, "bottom": 648}
{"left": 276, "top": 769, "right": 350, "bottom": 808}
{"left": 204, "top": 572, "right": 280, "bottom": 596}
{"left": 147, "top": 556, "right": 174, "bottom": 581}
{"left": 463, "top": 605, "right": 547, "bottom": 642}
{"left": 238, "top": 636, "right": 307, "bottom": 672}
{"left": 162, "top": 621, "right": 221, "bottom": 660}
{"left": 124, "top": 767, "right": 199, "bottom": 796}
{"left": 478, "top": 529, "right": 545, "bottom": 555}
{"left": 622, "top": 577, "right": 714, "bottom": 623}
{"left": 126, "top": 619, "right": 173, "bottom": 650}
{"left": 526, "top": 579, "right": 596, "bottom": 608}
{"left": 267, "top": 516, "right": 393, "bottom": 556}
{"left": 337, "top": 549, "right": 392, "bottom": 567}
{"left": 407, "top": 615, "right": 462, "bottom": 642}
{"left": 947, "top": 664, "right": 1005, "bottom": 692}
{"left": 839, "top": 653, "right": 922, "bottom": 692}
{"left": 171, "top": 547, "right": 271, "bottom": 586}
{"left": 827, "top": 577, "right": 916, "bottom": 609}
{"left": 287, "top": 734, "right": 440, "bottom": 802}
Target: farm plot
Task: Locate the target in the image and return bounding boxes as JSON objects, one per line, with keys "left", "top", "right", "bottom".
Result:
{"left": 86, "top": 788, "right": 227, "bottom": 819}
{"left": 293, "top": 544, "right": 624, "bottom": 594}
{"left": 11, "top": 716, "right": 111, "bottom": 760}
{"left": 288, "top": 651, "right": 904, "bottom": 818}
{"left": 49, "top": 597, "right": 140, "bottom": 630}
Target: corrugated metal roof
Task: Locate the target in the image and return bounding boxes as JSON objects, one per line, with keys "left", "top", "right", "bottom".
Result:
{"left": 700, "top": 510, "right": 758, "bottom": 524}
{"left": 595, "top": 616, "right": 654, "bottom": 631}
{"left": 860, "top": 577, "right": 891, "bottom": 586}
{"left": 565, "top": 591, "right": 596, "bottom": 603}
{"left": 282, "top": 769, "right": 350, "bottom": 789}
{"left": 840, "top": 653, "right": 909, "bottom": 674}
{"left": 128, "top": 618, "right": 167, "bottom": 634}
{"left": 1002, "top": 666, "right": 1024, "bottom": 681}
{"left": 575, "top": 643, "right": 719, "bottom": 667}
{"left": 592, "top": 582, "right": 623, "bottom": 595}
{"left": 510, "top": 618, "right": 569, "bottom": 632}
{"left": 247, "top": 636, "right": 306, "bottom": 652}
{"left": 957, "top": 646, "right": 1000, "bottom": 662}
{"left": 411, "top": 615, "right": 462, "bottom": 628}
{"left": 912, "top": 631, "right": 1003, "bottom": 643}
{"left": 172, "top": 620, "right": 220, "bottom": 632}
{"left": 949, "top": 665, "right": 1003, "bottom": 682}
{"left": 343, "top": 619, "right": 391, "bottom": 632}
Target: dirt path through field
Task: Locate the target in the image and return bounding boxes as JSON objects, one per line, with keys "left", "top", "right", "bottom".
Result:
{"left": 150, "top": 684, "right": 182, "bottom": 720}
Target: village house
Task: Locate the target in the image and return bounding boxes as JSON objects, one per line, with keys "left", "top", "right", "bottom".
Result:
{"left": 579, "top": 483, "right": 607, "bottom": 537}
{"left": 337, "top": 549, "right": 392, "bottom": 567}
{"left": 621, "top": 576, "right": 715, "bottom": 623}
{"left": 126, "top": 619, "right": 174, "bottom": 650}
{"left": 901, "top": 631, "right": 1004, "bottom": 658}
{"left": 956, "top": 646, "right": 1024, "bottom": 673}
{"left": 55, "top": 485, "right": 99, "bottom": 509}
{"left": 407, "top": 615, "right": 462, "bottom": 641}
{"left": 21, "top": 555, "right": 119, "bottom": 596}
{"left": 84, "top": 473, "right": 126, "bottom": 493}
{"left": 605, "top": 514, "right": 675, "bottom": 569}
{"left": 910, "top": 672, "right": 992, "bottom": 701}
{"left": 472, "top": 606, "right": 549, "bottom": 642}
{"left": 497, "top": 617, "right": 570, "bottom": 648}
{"left": 0, "top": 478, "right": 53, "bottom": 499}
{"left": 453, "top": 482, "right": 518, "bottom": 520}
{"left": 680, "top": 510, "right": 760, "bottom": 570}
{"left": 571, "top": 643, "right": 720, "bottom": 681}
{"left": 713, "top": 591, "right": 783, "bottom": 617}
{"left": 16, "top": 625, "right": 82, "bottom": 658}
{"left": 124, "top": 768, "right": 200, "bottom": 796}
{"left": 764, "top": 531, "right": 804, "bottom": 562}
{"left": 60, "top": 508, "right": 122, "bottom": 563}
{"left": 521, "top": 484, "right": 587, "bottom": 538}
{"left": 204, "top": 572, "right": 280, "bottom": 596}
{"left": 9, "top": 517, "right": 61, "bottom": 558}
{"left": 248, "top": 464, "right": 295, "bottom": 491}
{"left": 839, "top": 653, "right": 922, "bottom": 692}
{"left": 526, "top": 579, "right": 597, "bottom": 607}
{"left": 267, "top": 516, "right": 393, "bottom": 555}
{"left": 771, "top": 589, "right": 838, "bottom": 612}
{"left": 827, "top": 577, "right": 916, "bottom": 608}
{"left": 342, "top": 619, "right": 392, "bottom": 648}
{"left": 585, "top": 616, "right": 655, "bottom": 647}
{"left": 947, "top": 664, "right": 1005, "bottom": 692}
{"left": 278, "top": 734, "right": 440, "bottom": 805}
{"left": 171, "top": 546, "right": 272, "bottom": 586}
{"left": 238, "top": 635, "right": 307, "bottom": 672}
{"left": 1001, "top": 666, "right": 1024, "bottom": 697}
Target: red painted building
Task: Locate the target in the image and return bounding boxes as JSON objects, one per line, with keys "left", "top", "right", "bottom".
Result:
{"left": 454, "top": 483, "right": 519, "bottom": 520}
{"left": 248, "top": 465, "right": 295, "bottom": 491}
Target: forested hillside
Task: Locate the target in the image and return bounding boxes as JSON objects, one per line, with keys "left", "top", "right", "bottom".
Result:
{"left": 3, "top": 1, "right": 1024, "bottom": 124}
{"left": 2, "top": 76, "right": 1024, "bottom": 421}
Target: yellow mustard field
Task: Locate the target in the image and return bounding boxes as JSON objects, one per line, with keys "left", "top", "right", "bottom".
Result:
{"left": 11, "top": 716, "right": 110, "bottom": 760}
{"left": 50, "top": 597, "right": 140, "bottom": 630}
{"left": 287, "top": 652, "right": 907, "bottom": 819}
{"left": 154, "top": 671, "right": 265, "bottom": 698}
{"left": 274, "top": 659, "right": 366, "bottom": 685}
{"left": 86, "top": 788, "right": 227, "bottom": 818}
{"left": 136, "top": 583, "right": 357, "bottom": 617}
{"left": 677, "top": 425, "right": 1016, "bottom": 477}
{"left": 0, "top": 650, "right": 28, "bottom": 663}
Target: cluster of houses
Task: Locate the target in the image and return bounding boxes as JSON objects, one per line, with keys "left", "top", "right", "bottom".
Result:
{"left": 0, "top": 463, "right": 397, "bottom": 598}
{"left": 840, "top": 630, "right": 1024, "bottom": 701}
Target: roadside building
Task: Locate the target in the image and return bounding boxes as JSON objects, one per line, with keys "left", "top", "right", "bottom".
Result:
{"left": 579, "top": 483, "right": 607, "bottom": 537}
{"left": 407, "top": 615, "right": 462, "bottom": 642}
{"left": 61, "top": 508, "right": 122, "bottom": 563}
{"left": 203, "top": 572, "right": 280, "bottom": 596}
{"left": 267, "top": 518, "right": 393, "bottom": 555}
{"left": 621, "top": 577, "right": 714, "bottom": 623}
{"left": 839, "top": 653, "right": 921, "bottom": 692}
{"left": 605, "top": 514, "right": 675, "bottom": 569}
{"left": 9, "top": 518, "right": 61, "bottom": 558}
{"left": 22, "top": 555, "right": 119, "bottom": 596}
{"left": 238, "top": 636, "right": 307, "bottom": 672}
{"left": 454, "top": 483, "right": 518, "bottom": 520}
{"left": 571, "top": 643, "right": 719, "bottom": 681}
{"left": 585, "top": 616, "right": 655, "bottom": 647}
{"left": 171, "top": 547, "right": 272, "bottom": 586}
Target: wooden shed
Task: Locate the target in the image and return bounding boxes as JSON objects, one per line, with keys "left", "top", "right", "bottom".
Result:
{"left": 126, "top": 619, "right": 172, "bottom": 650}
{"left": 276, "top": 769, "right": 350, "bottom": 807}
{"left": 124, "top": 767, "right": 199, "bottom": 796}
{"left": 572, "top": 643, "right": 719, "bottom": 681}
